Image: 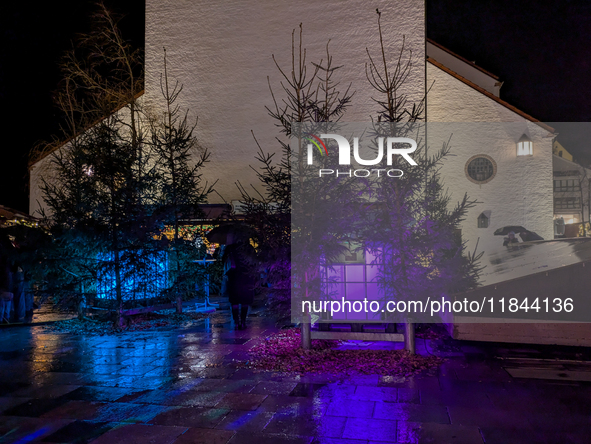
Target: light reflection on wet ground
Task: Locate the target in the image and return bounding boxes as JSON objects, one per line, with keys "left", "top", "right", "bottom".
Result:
{"left": 1, "top": 311, "right": 591, "bottom": 443}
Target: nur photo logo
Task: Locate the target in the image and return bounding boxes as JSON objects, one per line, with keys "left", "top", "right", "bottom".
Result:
{"left": 303, "top": 133, "right": 418, "bottom": 178}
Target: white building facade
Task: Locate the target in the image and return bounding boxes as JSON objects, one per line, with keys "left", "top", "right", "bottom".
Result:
{"left": 426, "top": 45, "right": 554, "bottom": 254}
{"left": 30, "top": 0, "right": 555, "bottom": 261}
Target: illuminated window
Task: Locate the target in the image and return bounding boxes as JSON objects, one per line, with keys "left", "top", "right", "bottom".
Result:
{"left": 517, "top": 134, "right": 533, "bottom": 156}
{"left": 554, "top": 197, "right": 580, "bottom": 210}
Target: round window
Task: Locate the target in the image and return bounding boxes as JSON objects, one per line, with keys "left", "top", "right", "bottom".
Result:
{"left": 465, "top": 155, "right": 496, "bottom": 184}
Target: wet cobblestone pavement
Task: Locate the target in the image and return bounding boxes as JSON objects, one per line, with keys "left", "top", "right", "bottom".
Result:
{"left": 0, "top": 304, "right": 76, "bottom": 328}
{"left": 1, "top": 311, "right": 591, "bottom": 443}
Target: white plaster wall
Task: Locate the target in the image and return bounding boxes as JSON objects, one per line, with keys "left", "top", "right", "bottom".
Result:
{"left": 144, "top": 0, "right": 425, "bottom": 203}
{"left": 426, "top": 62, "right": 554, "bottom": 257}
{"left": 29, "top": 154, "right": 54, "bottom": 217}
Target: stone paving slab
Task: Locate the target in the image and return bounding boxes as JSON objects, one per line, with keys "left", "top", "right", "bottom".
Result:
{"left": 325, "top": 399, "right": 375, "bottom": 418}
{"left": 415, "top": 423, "right": 484, "bottom": 444}
{"left": 250, "top": 381, "right": 299, "bottom": 395}
{"left": 88, "top": 423, "right": 187, "bottom": 444}
{"left": 373, "top": 402, "right": 450, "bottom": 424}
{"left": 215, "top": 409, "right": 275, "bottom": 432}
{"left": 149, "top": 406, "right": 230, "bottom": 428}
{"left": 173, "top": 427, "right": 235, "bottom": 444}
{"left": 228, "top": 432, "right": 313, "bottom": 444}
{"left": 313, "top": 438, "right": 368, "bottom": 444}
{"left": 10, "top": 384, "right": 80, "bottom": 399}
{"left": 257, "top": 395, "right": 329, "bottom": 417}
{"left": 0, "top": 307, "right": 76, "bottom": 328}
{"left": 0, "top": 396, "right": 31, "bottom": 414}
{"left": 3, "top": 397, "right": 71, "bottom": 418}
{"left": 0, "top": 417, "right": 75, "bottom": 443}
{"left": 341, "top": 417, "right": 397, "bottom": 442}
{"left": 40, "top": 400, "right": 106, "bottom": 421}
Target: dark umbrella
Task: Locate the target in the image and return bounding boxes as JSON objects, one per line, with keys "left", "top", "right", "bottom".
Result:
{"left": 205, "top": 223, "right": 251, "bottom": 245}
{"left": 494, "top": 226, "right": 527, "bottom": 236}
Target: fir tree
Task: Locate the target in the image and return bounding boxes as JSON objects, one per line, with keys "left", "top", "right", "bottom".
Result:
{"left": 150, "top": 49, "right": 214, "bottom": 313}
{"left": 35, "top": 5, "right": 214, "bottom": 324}
{"left": 363, "top": 10, "right": 482, "bottom": 347}
{"left": 237, "top": 26, "right": 357, "bottom": 347}
{"left": 36, "top": 4, "right": 149, "bottom": 324}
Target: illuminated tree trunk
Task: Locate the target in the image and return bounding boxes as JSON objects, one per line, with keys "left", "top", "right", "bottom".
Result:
{"left": 114, "top": 249, "right": 123, "bottom": 327}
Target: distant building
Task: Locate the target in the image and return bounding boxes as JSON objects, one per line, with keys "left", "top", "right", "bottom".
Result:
{"left": 553, "top": 140, "right": 574, "bottom": 161}
{"left": 0, "top": 205, "right": 39, "bottom": 228}
{"left": 553, "top": 154, "right": 591, "bottom": 234}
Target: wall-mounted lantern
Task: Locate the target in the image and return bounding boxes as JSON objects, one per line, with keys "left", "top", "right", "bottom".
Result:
{"left": 517, "top": 134, "right": 533, "bottom": 156}
{"left": 477, "top": 212, "right": 489, "bottom": 228}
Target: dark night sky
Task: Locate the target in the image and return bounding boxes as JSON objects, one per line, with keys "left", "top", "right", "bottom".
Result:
{"left": 1, "top": 0, "right": 590, "bottom": 213}
{"left": 0, "top": 0, "right": 144, "bottom": 213}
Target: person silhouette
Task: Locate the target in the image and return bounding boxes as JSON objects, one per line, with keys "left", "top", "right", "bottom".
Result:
{"left": 503, "top": 231, "right": 519, "bottom": 247}
{"left": 222, "top": 233, "right": 257, "bottom": 329}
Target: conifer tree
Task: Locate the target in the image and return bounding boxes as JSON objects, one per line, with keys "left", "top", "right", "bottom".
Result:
{"left": 35, "top": 5, "right": 213, "bottom": 324}
{"left": 237, "top": 26, "right": 357, "bottom": 347}
{"left": 36, "top": 4, "right": 149, "bottom": 324}
{"left": 363, "top": 10, "right": 482, "bottom": 348}
{"left": 240, "top": 14, "right": 482, "bottom": 352}
{"left": 150, "top": 49, "right": 214, "bottom": 313}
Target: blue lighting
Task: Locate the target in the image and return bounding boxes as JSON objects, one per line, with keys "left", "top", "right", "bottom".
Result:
{"left": 96, "top": 250, "right": 169, "bottom": 300}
